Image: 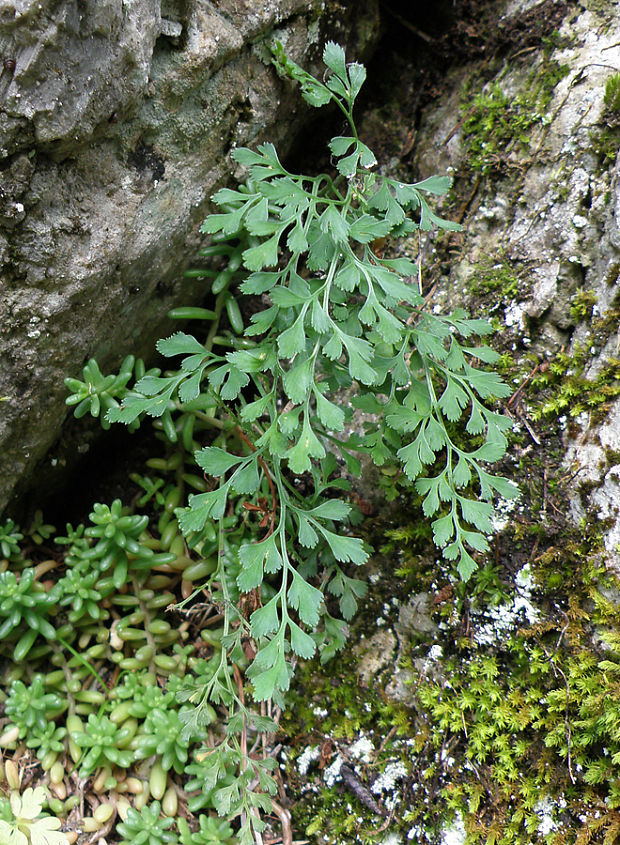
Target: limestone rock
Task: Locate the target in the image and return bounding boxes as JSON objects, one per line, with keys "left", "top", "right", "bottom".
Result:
{"left": 354, "top": 629, "right": 397, "bottom": 688}
{"left": 0, "top": 0, "right": 160, "bottom": 158}
{"left": 410, "top": 1, "right": 620, "bottom": 570}
{"left": 0, "top": 0, "right": 379, "bottom": 513}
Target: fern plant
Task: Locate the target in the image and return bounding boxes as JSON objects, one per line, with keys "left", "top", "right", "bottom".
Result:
{"left": 103, "top": 39, "right": 515, "bottom": 675}
{"left": 63, "top": 40, "right": 517, "bottom": 841}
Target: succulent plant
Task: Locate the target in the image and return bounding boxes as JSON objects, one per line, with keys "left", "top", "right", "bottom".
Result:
{"left": 57, "top": 565, "right": 108, "bottom": 623}
{"left": 0, "top": 519, "right": 24, "bottom": 560}
{"left": 53, "top": 522, "right": 88, "bottom": 548}
{"left": 83, "top": 500, "right": 152, "bottom": 588}
{"left": 64, "top": 355, "right": 138, "bottom": 430}
{"left": 82, "top": 500, "right": 175, "bottom": 588}
{"left": 25, "top": 722, "right": 67, "bottom": 761}
{"left": 116, "top": 801, "right": 178, "bottom": 845}
{"left": 129, "top": 473, "right": 168, "bottom": 508}
{"left": 25, "top": 511, "right": 56, "bottom": 546}
{"left": 111, "top": 672, "right": 175, "bottom": 719}
{"left": 0, "top": 571, "right": 61, "bottom": 660}
{"left": 70, "top": 713, "right": 134, "bottom": 776}
{"left": 177, "top": 815, "right": 235, "bottom": 845}
{"left": 5, "top": 676, "right": 64, "bottom": 738}
{"left": 135, "top": 707, "right": 202, "bottom": 773}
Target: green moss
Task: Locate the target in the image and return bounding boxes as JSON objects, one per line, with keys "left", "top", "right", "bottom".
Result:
{"left": 569, "top": 288, "right": 598, "bottom": 322}
{"left": 529, "top": 341, "right": 620, "bottom": 423}
{"left": 605, "top": 263, "right": 620, "bottom": 287}
{"left": 460, "top": 60, "right": 569, "bottom": 175}
{"left": 375, "top": 460, "right": 620, "bottom": 843}
{"left": 468, "top": 255, "right": 522, "bottom": 304}
{"left": 415, "top": 539, "right": 620, "bottom": 843}
{"left": 588, "top": 75, "right": 620, "bottom": 170}
{"left": 604, "top": 73, "right": 620, "bottom": 113}
{"left": 590, "top": 124, "right": 620, "bottom": 170}
{"left": 522, "top": 295, "right": 620, "bottom": 424}
{"left": 280, "top": 650, "right": 417, "bottom": 843}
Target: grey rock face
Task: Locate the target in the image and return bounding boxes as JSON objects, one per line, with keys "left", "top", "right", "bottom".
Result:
{"left": 410, "top": 2, "right": 620, "bottom": 569}
{"left": 0, "top": 0, "right": 160, "bottom": 158}
{"left": 0, "top": 0, "right": 379, "bottom": 513}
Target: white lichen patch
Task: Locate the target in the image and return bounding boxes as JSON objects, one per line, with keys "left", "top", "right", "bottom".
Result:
{"left": 378, "top": 834, "right": 403, "bottom": 845}
{"left": 427, "top": 644, "right": 443, "bottom": 662}
{"left": 534, "top": 797, "right": 559, "bottom": 835}
{"left": 473, "top": 563, "right": 539, "bottom": 646}
{"left": 440, "top": 814, "right": 466, "bottom": 845}
{"left": 349, "top": 735, "right": 375, "bottom": 762}
{"left": 297, "top": 745, "right": 320, "bottom": 776}
{"left": 323, "top": 754, "right": 343, "bottom": 787}
{"left": 503, "top": 301, "right": 525, "bottom": 329}
{"left": 491, "top": 494, "right": 518, "bottom": 532}
{"left": 371, "top": 761, "right": 407, "bottom": 795}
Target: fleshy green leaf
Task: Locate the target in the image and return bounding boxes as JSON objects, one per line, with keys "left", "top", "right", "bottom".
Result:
{"left": 323, "top": 41, "right": 347, "bottom": 80}
{"left": 220, "top": 367, "right": 250, "bottom": 401}
{"left": 250, "top": 597, "right": 280, "bottom": 637}
{"left": 242, "top": 234, "right": 280, "bottom": 271}
{"left": 178, "top": 487, "right": 229, "bottom": 533}
{"left": 309, "top": 500, "right": 351, "bottom": 521}
{"left": 432, "top": 514, "right": 455, "bottom": 547}
{"left": 241, "top": 393, "right": 272, "bottom": 422}
{"left": 230, "top": 460, "right": 260, "bottom": 495}
{"left": 237, "top": 543, "right": 266, "bottom": 592}
{"left": 319, "top": 205, "right": 350, "bottom": 243}
{"left": 311, "top": 300, "right": 331, "bottom": 334}
{"left": 457, "top": 547, "right": 478, "bottom": 581}
{"left": 287, "top": 417, "right": 325, "bottom": 474}
{"left": 329, "top": 136, "right": 355, "bottom": 157}
{"left": 296, "top": 513, "right": 319, "bottom": 547}
{"left": 349, "top": 215, "right": 391, "bottom": 244}
{"left": 459, "top": 497, "right": 494, "bottom": 533}
{"left": 278, "top": 312, "right": 307, "bottom": 358}
{"left": 282, "top": 359, "right": 313, "bottom": 404}
{"left": 413, "top": 175, "right": 451, "bottom": 195}
{"left": 240, "top": 272, "right": 280, "bottom": 295}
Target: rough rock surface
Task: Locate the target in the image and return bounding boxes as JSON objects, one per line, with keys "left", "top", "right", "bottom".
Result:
{"left": 352, "top": 0, "right": 620, "bottom": 688}
{"left": 411, "top": 0, "right": 620, "bottom": 570}
{"left": 0, "top": 0, "right": 379, "bottom": 514}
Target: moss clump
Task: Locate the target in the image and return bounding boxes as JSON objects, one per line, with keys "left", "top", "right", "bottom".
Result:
{"left": 460, "top": 60, "right": 569, "bottom": 175}
{"left": 280, "top": 650, "right": 417, "bottom": 844}
{"left": 589, "top": 75, "right": 620, "bottom": 169}
{"left": 604, "top": 73, "right": 620, "bottom": 113}
{"left": 590, "top": 124, "right": 620, "bottom": 170}
{"left": 416, "top": 544, "right": 620, "bottom": 844}
{"left": 468, "top": 255, "right": 523, "bottom": 305}
{"left": 530, "top": 346, "right": 620, "bottom": 423}
{"left": 376, "top": 461, "right": 620, "bottom": 844}
{"left": 569, "top": 289, "right": 598, "bottom": 322}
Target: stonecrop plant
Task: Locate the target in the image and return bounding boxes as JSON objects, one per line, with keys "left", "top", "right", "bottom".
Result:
{"left": 58, "top": 41, "right": 518, "bottom": 841}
